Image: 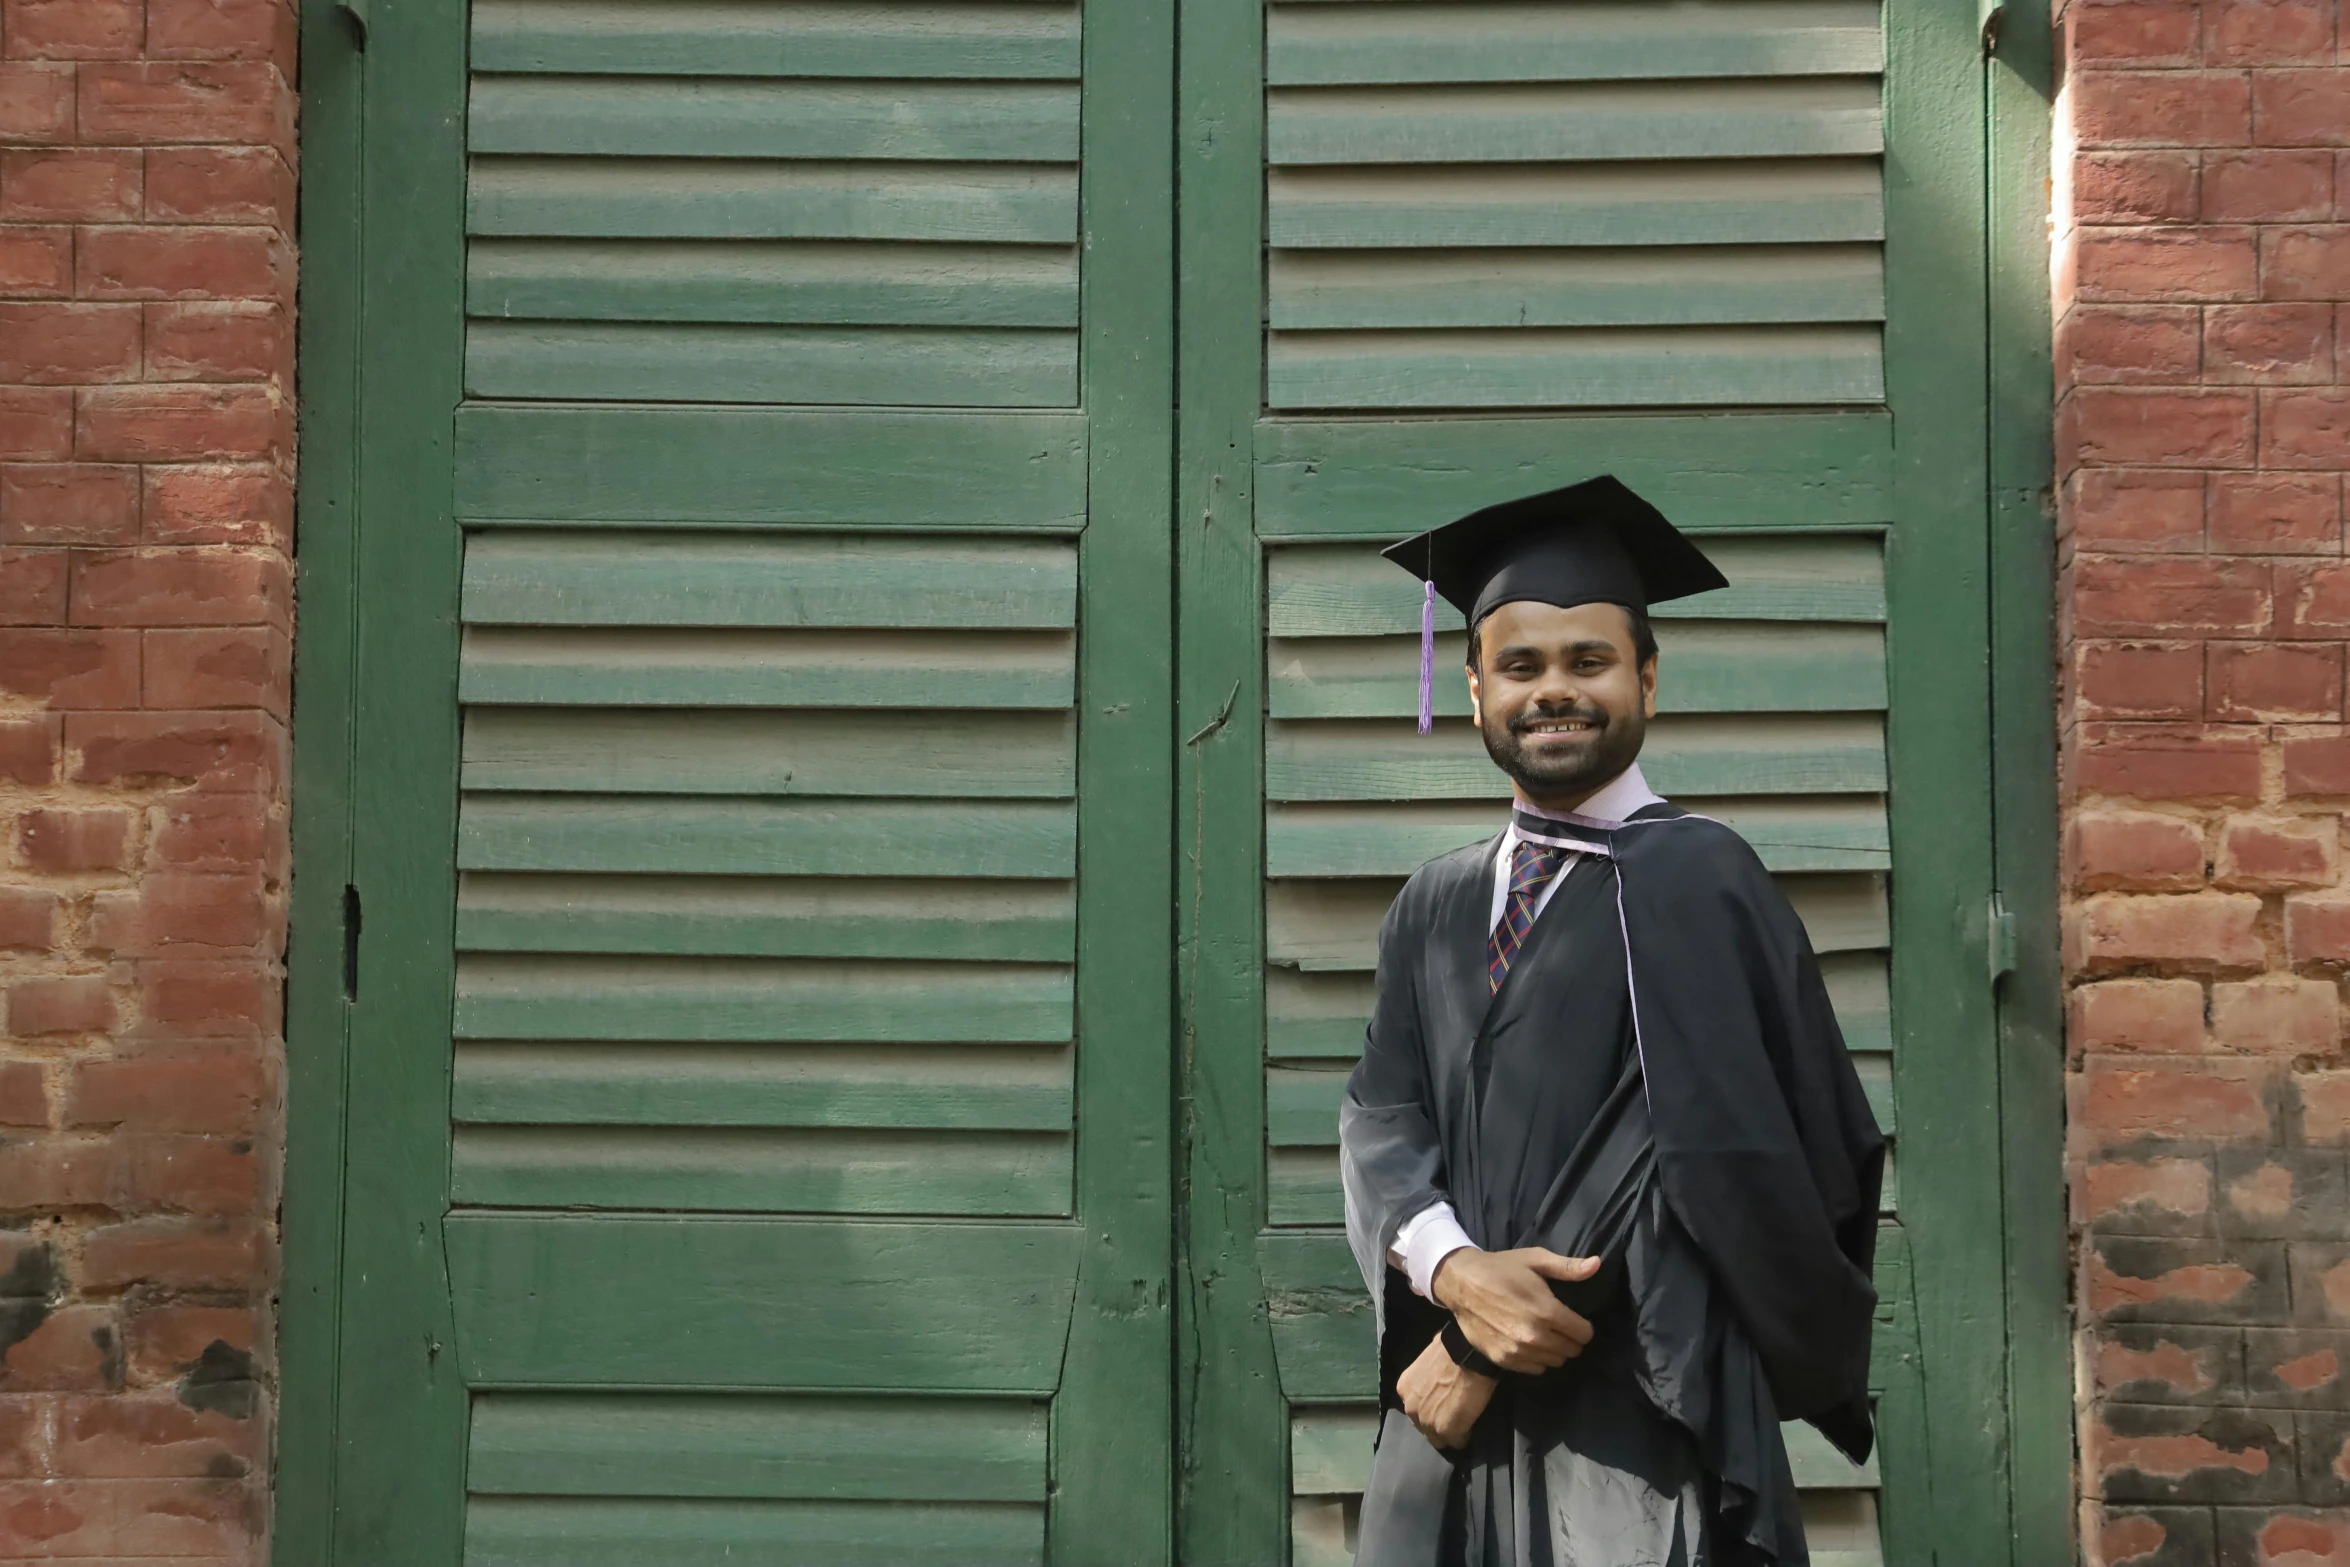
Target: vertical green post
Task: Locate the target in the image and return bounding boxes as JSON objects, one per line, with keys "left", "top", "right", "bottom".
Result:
{"left": 1053, "top": 0, "right": 1180, "bottom": 1560}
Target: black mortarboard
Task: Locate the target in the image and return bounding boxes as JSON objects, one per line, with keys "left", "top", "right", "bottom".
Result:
{"left": 1381, "top": 475, "right": 1728, "bottom": 733}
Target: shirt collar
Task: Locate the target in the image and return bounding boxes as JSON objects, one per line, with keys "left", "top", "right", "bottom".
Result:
{"left": 1510, "top": 762, "right": 1661, "bottom": 832}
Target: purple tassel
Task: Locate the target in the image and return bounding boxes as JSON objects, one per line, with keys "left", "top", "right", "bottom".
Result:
{"left": 1417, "top": 579, "right": 1436, "bottom": 735}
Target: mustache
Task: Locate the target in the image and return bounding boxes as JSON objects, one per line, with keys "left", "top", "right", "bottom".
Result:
{"left": 1506, "top": 703, "right": 1608, "bottom": 735}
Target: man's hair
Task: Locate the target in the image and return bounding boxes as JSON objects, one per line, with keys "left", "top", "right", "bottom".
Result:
{"left": 1466, "top": 603, "right": 1658, "bottom": 673}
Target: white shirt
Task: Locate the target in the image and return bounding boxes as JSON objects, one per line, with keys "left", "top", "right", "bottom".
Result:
{"left": 1387, "top": 764, "right": 1664, "bottom": 1302}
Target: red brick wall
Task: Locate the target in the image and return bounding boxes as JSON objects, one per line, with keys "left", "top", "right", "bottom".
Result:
{"left": 0, "top": 0, "right": 291, "bottom": 1557}
{"left": 2057, "top": 0, "right": 2350, "bottom": 1560}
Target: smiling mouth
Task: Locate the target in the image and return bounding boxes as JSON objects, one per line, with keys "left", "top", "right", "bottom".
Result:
{"left": 1518, "top": 717, "right": 1600, "bottom": 738}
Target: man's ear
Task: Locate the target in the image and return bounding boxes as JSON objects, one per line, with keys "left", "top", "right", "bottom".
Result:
{"left": 1640, "top": 655, "right": 1658, "bottom": 720}
{"left": 1466, "top": 665, "right": 1483, "bottom": 727}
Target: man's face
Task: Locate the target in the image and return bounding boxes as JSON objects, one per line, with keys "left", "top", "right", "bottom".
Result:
{"left": 1466, "top": 599, "right": 1657, "bottom": 808}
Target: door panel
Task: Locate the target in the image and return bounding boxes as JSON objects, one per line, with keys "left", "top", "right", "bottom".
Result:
{"left": 1177, "top": 0, "right": 2005, "bottom": 1562}
{"left": 315, "top": 0, "right": 1172, "bottom": 1561}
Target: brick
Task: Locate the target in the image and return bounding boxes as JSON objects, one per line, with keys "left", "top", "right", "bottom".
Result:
{"left": 140, "top": 464, "right": 288, "bottom": 548}
{"left": 2078, "top": 724, "right": 2265, "bottom": 800}
{"left": 2073, "top": 893, "right": 2268, "bottom": 972}
{"left": 2079, "top": 1056, "right": 2280, "bottom": 1143}
{"left": 2076, "top": 151, "right": 2203, "bottom": 225}
{"left": 144, "top": 302, "right": 286, "bottom": 383}
{"left": 149, "top": 794, "right": 273, "bottom": 874}
{"left": 121, "top": 1305, "right": 257, "bottom": 1383}
{"left": 0, "top": 887, "right": 55, "bottom": 950}
{"left": 2081, "top": 642, "right": 2206, "bottom": 719}
{"left": 73, "top": 385, "right": 283, "bottom": 464}
{"left": 5, "top": 976, "right": 113, "bottom": 1037}
{"left": 2077, "top": 70, "right": 2255, "bottom": 148}
{"left": 2090, "top": 1403, "right": 2294, "bottom": 1503}
{"left": 132, "top": 959, "right": 276, "bottom": 1041}
{"left": 2257, "top": 69, "right": 2350, "bottom": 147}
{"left": 2211, "top": 473, "right": 2341, "bottom": 554}
{"left": 18, "top": 807, "right": 133, "bottom": 873}
{"left": 0, "top": 717, "right": 56, "bottom": 785}
{"left": 2090, "top": 1234, "right": 2290, "bottom": 1322}
{"left": 147, "top": 0, "right": 298, "bottom": 65}
{"left": 0, "top": 1395, "right": 39, "bottom": 1478}
{"left": 0, "top": 1477, "right": 252, "bottom": 1556}
{"left": 0, "top": 304, "right": 141, "bottom": 386}
{"left": 2288, "top": 736, "right": 2350, "bottom": 795}
{"left": 2216, "top": 1148, "right": 2350, "bottom": 1236}
{"left": 2290, "top": 895, "right": 2350, "bottom": 962}
{"left": 76, "top": 62, "right": 291, "bottom": 147}
{"left": 0, "top": 629, "right": 139, "bottom": 707}
{"left": 2078, "top": 558, "right": 2274, "bottom": 636}
{"left": 2215, "top": 1508, "right": 2350, "bottom": 1566}
{"left": 2079, "top": 228, "right": 2262, "bottom": 302}
{"left": 2206, "top": 149, "right": 2337, "bottom": 218}
{"left": 2264, "top": 390, "right": 2350, "bottom": 469}
{"left": 75, "top": 227, "right": 287, "bottom": 303}
{"left": 2097, "top": 1324, "right": 2244, "bottom": 1403}
{"left": 2, "top": 1306, "right": 120, "bottom": 1394}
{"left": 1, "top": 0, "right": 141, "bottom": 59}
{"left": 142, "top": 626, "right": 287, "bottom": 711}
{"left": 0, "top": 1136, "right": 117, "bottom": 1211}
{"left": 0, "top": 62, "right": 72, "bottom": 141}
{"left": 79, "top": 1220, "right": 261, "bottom": 1292}
{"left": 2296, "top": 1411, "right": 2350, "bottom": 1501}
{"left": 2267, "top": 229, "right": 2350, "bottom": 301}
{"left": 0, "top": 464, "right": 139, "bottom": 547}
{"left": 2247, "top": 1328, "right": 2350, "bottom": 1407}
{"left": 87, "top": 872, "right": 273, "bottom": 956}
{"left": 69, "top": 549, "right": 287, "bottom": 629}
{"left": 2076, "top": 979, "right": 2212, "bottom": 1053}
{"left": 0, "top": 388, "right": 71, "bottom": 461}
{"left": 0, "top": 546, "right": 67, "bottom": 624}
{"left": 2089, "top": 1503, "right": 2216, "bottom": 1567}
{"left": 2064, "top": 388, "right": 2260, "bottom": 468}
{"left": 0, "top": 147, "right": 138, "bottom": 220}
{"left": 63, "top": 1049, "right": 266, "bottom": 1136}
{"left": 142, "top": 146, "right": 290, "bottom": 226}
{"left": 2205, "top": 0, "right": 2336, "bottom": 62}
{"left": 2294, "top": 1244, "right": 2350, "bottom": 1324}
{"left": 2209, "top": 303, "right": 2335, "bottom": 384}
{"left": 0, "top": 223, "right": 69, "bottom": 295}
{"left": 2301, "top": 1071, "right": 2350, "bottom": 1143}
{"left": 2062, "top": 305, "right": 2203, "bottom": 386}
{"left": 2213, "top": 978, "right": 2341, "bottom": 1055}
{"left": 2069, "top": 0, "right": 2202, "bottom": 64}
{"left": 112, "top": 1131, "right": 259, "bottom": 1213}
{"left": 2067, "top": 467, "right": 2209, "bottom": 553}
{"left": 2073, "top": 811, "right": 2208, "bottom": 891}
{"left": 0, "top": 1061, "right": 46, "bottom": 1128}
{"left": 2209, "top": 642, "right": 2344, "bottom": 720}
{"left": 2218, "top": 815, "right": 2340, "bottom": 889}
{"left": 66, "top": 711, "right": 284, "bottom": 794}
{"left": 2287, "top": 561, "right": 2350, "bottom": 634}
{"left": 2085, "top": 1154, "right": 2216, "bottom": 1227}
{"left": 52, "top": 1391, "right": 259, "bottom": 1479}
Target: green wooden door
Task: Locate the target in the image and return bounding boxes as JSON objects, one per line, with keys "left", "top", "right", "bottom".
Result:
{"left": 1172, "top": 0, "right": 2020, "bottom": 1563}
{"left": 282, "top": 0, "right": 1176, "bottom": 1562}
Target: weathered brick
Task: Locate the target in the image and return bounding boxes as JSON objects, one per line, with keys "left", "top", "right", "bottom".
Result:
{"left": 2080, "top": 724, "right": 2266, "bottom": 801}
{"left": 0, "top": 545, "right": 68, "bottom": 625}
{"left": 2218, "top": 815, "right": 2340, "bottom": 889}
{"left": 0, "top": 388, "right": 72, "bottom": 461}
{"left": 146, "top": 0, "right": 299, "bottom": 66}
{"left": 2291, "top": 895, "right": 2350, "bottom": 962}
{"left": 66, "top": 711, "right": 284, "bottom": 794}
{"left": 73, "top": 385, "right": 283, "bottom": 464}
{"left": 2080, "top": 228, "right": 2263, "bottom": 302}
{"left": 2209, "top": 642, "right": 2345, "bottom": 720}
{"left": 2247, "top": 1328, "right": 2350, "bottom": 1408}
{"left": 2077, "top": 151, "right": 2204, "bottom": 225}
{"left": 2205, "top": 0, "right": 2336, "bottom": 63}
{"left": 2089, "top": 1403, "right": 2295, "bottom": 1503}
{"left": 2215, "top": 1148, "right": 2350, "bottom": 1237}
{"left": 2209, "top": 303, "right": 2336, "bottom": 383}
{"left": 68, "top": 549, "right": 288, "bottom": 629}
{"left": 0, "top": 1477, "right": 252, "bottom": 1556}
{"left": 0, "top": 1061, "right": 48, "bottom": 1128}
{"left": 142, "top": 146, "right": 290, "bottom": 226}
{"left": 2077, "top": 980, "right": 2212, "bottom": 1055}
{"left": 148, "top": 795, "right": 272, "bottom": 875}
{"left": 1, "top": 0, "right": 142, "bottom": 60}
{"left": 51, "top": 1390, "right": 260, "bottom": 1479}
{"left": 0, "top": 222, "right": 69, "bottom": 294}
{"left": 2090, "top": 1234, "right": 2291, "bottom": 1323}
{"left": 2213, "top": 978, "right": 2341, "bottom": 1055}
{"left": 76, "top": 62, "right": 291, "bottom": 148}
{"left": 2256, "top": 69, "right": 2350, "bottom": 147}
{"left": 144, "top": 302, "right": 287, "bottom": 383}
{"left": 2262, "top": 389, "right": 2350, "bottom": 469}
{"left": 2063, "top": 304, "right": 2204, "bottom": 386}
{"left": 78, "top": 1220, "right": 261, "bottom": 1292}
{"left": 120, "top": 1304, "right": 258, "bottom": 1383}
{"left": 0, "top": 146, "right": 138, "bottom": 219}
{"left": 2206, "top": 148, "right": 2336, "bottom": 218}
{"left": 0, "top": 717, "right": 57, "bottom": 785}
{"left": 19, "top": 807, "right": 134, "bottom": 872}
{"left": 2265, "top": 228, "right": 2350, "bottom": 301}
{"left": 2070, "top": 0, "right": 2203, "bottom": 65}
{"left": 0, "top": 887, "right": 56, "bottom": 950}
{"left": 63, "top": 1049, "right": 266, "bottom": 1136}
{"left": 132, "top": 959, "right": 276, "bottom": 1042}
{"left": 2097, "top": 1323, "right": 2246, "bottom": 1404}
{"left": 2067, "top": 467, "right": 2210, "bottom": 552}
{"left": 2291, "top": 1243, "right": 2350, "bottom": 1324}
{"left": 2294, "top": 1411, "right": 2350, "bottom": 1502}
{"left": 2075, "top": 811, "right": 2209, "bottom": 891}
{"left": 2065, "top": 387, "right": 2261, "bottom": 468}
{"left": 0, "top": 62, "right": 73, "bottom": 141}
{"left": 2079, "top": 558, "right": 2275, "bottom": 636}
{"left": 0, "top": 304, "right": 140, "bottom": 386}
{"left": 2081, "top": 642, "right": 2208, "bottom": 720}
{"left": 0, "top": 464, "right": 140, "bottom": 547}
{"left": 2073, "top": 893, "right": 2269, "bottom": 973}
{"left": 86, "top": 872, "right": 275, "bottom": 956}
{"left": 2087, "top": 1502, "right": 2215, "bottom": 1567}
{"left": 140, "top": 463, "right": 288, "bottom": 548}
{"left": 75, "top": 225, "right": 289, "bottom": 302}
{"left": 2086, "top": 1153, "right": 2217, "bottom": 1228}
{"left": 2079, "top": 1055, "right": 2282, "bottom": 1144}
{"left": 2077, "top": 70, "right": 2255, "bottom": 148}
{"left": 2210, "top": 473, "right": 2341, "bottom": 554}
{"left": 0, "top": 628, "right": 139, "bottom": 707}
{"left": 2214, "top": 1507, "right": 2350, "bottom": 1566}
{"left": 0, "top": 1304, "right": 120, "bottom": 1394}
{"left": 142, "top": 626, "right": 287, "bottom": 712}
{"left": 5, "top": 975, "right": 113, "bottom": 1037}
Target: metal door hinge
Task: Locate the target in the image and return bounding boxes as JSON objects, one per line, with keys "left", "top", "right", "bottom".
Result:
{"left": 1989, "top": 894, "right": 2018, "bottom": 986}
{"left": 337, "top": 0, "right": 368, "bottom": 45}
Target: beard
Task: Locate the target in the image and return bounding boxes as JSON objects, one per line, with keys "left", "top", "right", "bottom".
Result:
{"left": 1480, "top": 698, "right": 1647, "bottom": 801}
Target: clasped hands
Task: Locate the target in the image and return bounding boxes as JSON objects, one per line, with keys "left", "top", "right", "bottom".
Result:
{"left": 1395, "top": 1247, "right": 1600, "bottom": 1451}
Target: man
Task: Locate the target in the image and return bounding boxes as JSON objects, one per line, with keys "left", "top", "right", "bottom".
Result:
{"left": 1341, "top": 477, "right": 1886, "bottom": 1567}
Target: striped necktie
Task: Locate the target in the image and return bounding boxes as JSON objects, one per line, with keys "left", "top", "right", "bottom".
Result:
{"left": 1488, "top": 839, "right": 1570, "bottom": 993}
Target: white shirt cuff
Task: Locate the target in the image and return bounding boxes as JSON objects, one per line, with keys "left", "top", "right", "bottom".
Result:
{"left": 1388, "top": 1203, "right": 1478, "bottom": 1302}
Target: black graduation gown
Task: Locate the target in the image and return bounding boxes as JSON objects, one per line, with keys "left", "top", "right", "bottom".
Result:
{"left": 1340, "top": 802, "right": 1886, "bottom": 1567}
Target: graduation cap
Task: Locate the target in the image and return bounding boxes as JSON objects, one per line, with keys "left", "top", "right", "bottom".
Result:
{"left": 1382, "top": 475, "right": 1729, "bottom": 734}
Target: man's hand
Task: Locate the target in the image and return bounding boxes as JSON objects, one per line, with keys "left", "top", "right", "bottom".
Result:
{"left": 1397, "top": 1332, "right": 1496, "bottom": 1451}
{"left": 1429, "top": 1247, "right": 1599, "bottom": 1373}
